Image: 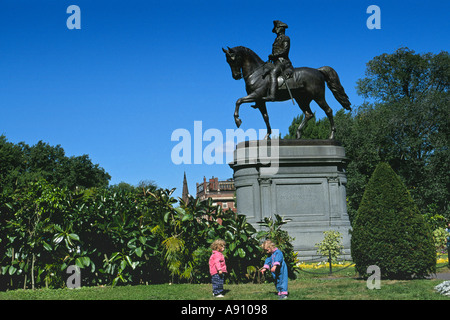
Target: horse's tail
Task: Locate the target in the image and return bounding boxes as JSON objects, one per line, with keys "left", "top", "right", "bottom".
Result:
{"left": 318, "top": 66, "right": 352, "bottom": 111}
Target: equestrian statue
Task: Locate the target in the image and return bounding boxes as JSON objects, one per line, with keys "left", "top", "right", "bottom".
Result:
{"left": 223, "top": 20, "right": 351, "bottom": 140}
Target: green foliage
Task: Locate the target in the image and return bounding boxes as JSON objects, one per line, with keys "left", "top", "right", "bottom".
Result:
{"left": 356, "top": 47, "right": 449, "bottom": 103}
{"left": 351, "top": 163, "right": 436, "bottom": 279}
{"left": 1, "top": 180, "right": 76, "bottom": 289}
{"left": 284, "top": 113, "right": 330, "bottom": 139}
{"left": 0, "top": 136, "right": 111, "bottom": 192}
{"left": 433, "top": 228, "right": 448, "bottom": 253}
{"left": 0, "top": 181, "right": 297, "bottom": 290}
{"left": 315, "top": 231, "right": 344, "bottom": 262}
{"left": 219, "top": 210, "right": 261, "bottom": 283}
{"left": 334, "top": 48, "right": 450, "bottom": 220}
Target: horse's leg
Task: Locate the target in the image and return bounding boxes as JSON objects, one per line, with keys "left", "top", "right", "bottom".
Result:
{"left": 315, "top": 97, "right": 335, "bottom": 139}
{"left": 256, "top": 101, "right": 271, "bottom": 140}
{"left": 234, "top": 92, "right": 261, "bottom": 128}
{"left": 294, "top": 97, "right": 313, "bottom": 139}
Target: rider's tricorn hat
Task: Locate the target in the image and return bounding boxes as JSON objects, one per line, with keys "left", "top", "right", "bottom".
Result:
{"left": 272, "top": 20, "right": 288, "bottom": 33}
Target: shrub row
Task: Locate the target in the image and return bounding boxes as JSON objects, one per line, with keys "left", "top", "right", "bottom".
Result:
{"left": 0, "top": 180, "right": 298, "bottom": 290}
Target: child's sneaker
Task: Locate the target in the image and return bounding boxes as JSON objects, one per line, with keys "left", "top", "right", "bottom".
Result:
{"left": 214, "top": 294, "right": 224, "bottom": 298}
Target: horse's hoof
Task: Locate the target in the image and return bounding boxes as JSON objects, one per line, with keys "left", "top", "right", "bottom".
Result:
{"left": 235, "top": 118, "right": 242, "bottom": 128}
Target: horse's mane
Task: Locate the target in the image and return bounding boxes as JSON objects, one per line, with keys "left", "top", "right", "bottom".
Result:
{"left": 231, "top": 46, "right": 265, "bottom": 64}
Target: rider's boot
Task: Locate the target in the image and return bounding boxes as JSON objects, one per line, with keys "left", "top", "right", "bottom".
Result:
{"left": 262, "top": 75, "right": 277, "bottom": 101}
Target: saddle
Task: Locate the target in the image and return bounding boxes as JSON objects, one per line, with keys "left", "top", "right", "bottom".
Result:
{"left": 277, "top": 71, "right": 301, "bottom": 90}
{"left": 259, "top": 63, "right": 300, "bottom": 94}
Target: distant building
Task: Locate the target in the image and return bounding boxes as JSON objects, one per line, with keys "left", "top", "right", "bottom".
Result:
{"left": 182, "top": 172, "right": 190, "bottom": 204}
{"left": 196, "top": 176, "right": 236, "bottom": 212}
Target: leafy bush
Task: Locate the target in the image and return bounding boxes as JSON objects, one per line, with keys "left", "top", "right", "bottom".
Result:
{"left": 433, "top": 228, "right": 448, "bottom": 253}
{"left": 351, "top": 162, "right": 436, "bottom": 279}
{"left": 0, "top": 180, "right": 298, "bottom": 289}
{"left": 315, "top": 230, "right": 344, "bottom": 262}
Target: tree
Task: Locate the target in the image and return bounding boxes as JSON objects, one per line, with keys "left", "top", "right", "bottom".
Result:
{"left": 284, "top": 113, "right": 330, "bottom": 139}
{"left": 337, "top": 48, "right": 449, "bottom": 219}
{"left": 0, "top": 135, "right": 25, "bottom": 190}
{"left": 356, "top": 47, "right": 449, "bottom": 103}
{"left": 59, "top": 154, "right": 110, "bottom": 189}
{"left": 351, "top": 163, "right": 435, "bottom": 279}
{"left": 0, "top": 136, "right": 111, "bottom": 191}
{"left": 315, "top": 230, "right": 344, "bottom": 263}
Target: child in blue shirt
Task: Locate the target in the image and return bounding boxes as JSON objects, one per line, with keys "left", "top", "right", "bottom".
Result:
{"left": 260, "top": 240, "right": 288, "bottom": 299}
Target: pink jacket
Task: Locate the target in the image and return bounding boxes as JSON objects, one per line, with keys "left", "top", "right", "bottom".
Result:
{"left": 209, "top": 250, "right": 227, "bottom": 275}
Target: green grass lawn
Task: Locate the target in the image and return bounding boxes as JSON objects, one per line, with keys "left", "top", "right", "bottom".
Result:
{"left": 0, "top": 278, "right": 448, "bottom": 300}
{"left": 1, "top": 268, "right": 449, "bottom": 300}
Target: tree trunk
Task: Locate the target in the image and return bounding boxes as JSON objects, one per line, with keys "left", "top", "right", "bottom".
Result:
{"left": 31, "top": 254, "right": 35, "bottom": 290}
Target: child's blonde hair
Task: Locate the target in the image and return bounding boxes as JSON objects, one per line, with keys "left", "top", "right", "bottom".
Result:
{"left": 261, "top": 240, "right": 276, "bottom": 250}
{"left": 210, "top": 239, "right": 226, "bottom": 251}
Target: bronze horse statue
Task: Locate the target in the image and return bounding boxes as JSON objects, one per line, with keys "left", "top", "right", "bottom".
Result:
{"left": 223, "top": 46, "right": 351, "bottom": 139}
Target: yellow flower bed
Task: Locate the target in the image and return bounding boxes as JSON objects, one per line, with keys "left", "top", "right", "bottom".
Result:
{"left": 297, "top": 261, "right": 353, "bottom": 270}
{"left": 298, "top": 255, "right": 448, "bottom": 269}
{"left": 437, "top": 256, "right": 449, "bottom": 264}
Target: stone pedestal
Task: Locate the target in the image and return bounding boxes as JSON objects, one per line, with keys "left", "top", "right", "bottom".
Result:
{"left": 229, "top": 139, "right": 352, "bottom": 259}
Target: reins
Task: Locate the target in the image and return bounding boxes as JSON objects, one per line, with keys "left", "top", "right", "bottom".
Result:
{"left": 243, "top": 61, "right": 271, "bottom": 81}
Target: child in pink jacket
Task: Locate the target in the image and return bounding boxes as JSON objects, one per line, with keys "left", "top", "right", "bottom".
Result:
{"left": 209, "top": 239, "right": 227, "bottom": 297}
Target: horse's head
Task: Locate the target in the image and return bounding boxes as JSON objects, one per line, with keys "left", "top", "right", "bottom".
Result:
{"left": 222, "top": 47, "right": 243, "bottom": 80}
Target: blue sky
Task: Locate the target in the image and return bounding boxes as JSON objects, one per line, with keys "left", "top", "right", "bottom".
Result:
{"left": 1, "top": 0, "right": 449, "bottom": 199}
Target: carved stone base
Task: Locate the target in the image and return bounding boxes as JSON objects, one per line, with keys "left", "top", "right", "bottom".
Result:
{"left": 229, "top": 139, "right": 352, "bottom": 259}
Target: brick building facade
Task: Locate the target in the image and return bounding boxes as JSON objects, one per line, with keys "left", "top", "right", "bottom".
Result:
{"left": 196, "top": 176, "right": 236, "bottom": 212}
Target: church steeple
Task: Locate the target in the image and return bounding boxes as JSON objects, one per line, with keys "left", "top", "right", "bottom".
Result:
{"left": 182, "top": 172, "right": 189, "bottom": 204}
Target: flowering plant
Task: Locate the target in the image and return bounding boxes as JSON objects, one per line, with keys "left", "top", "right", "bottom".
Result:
{"left": 435, "top": 281, "right": 450, "bottom": 296}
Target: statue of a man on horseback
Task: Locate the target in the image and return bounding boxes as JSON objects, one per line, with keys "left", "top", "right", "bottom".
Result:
{"left": 264, "top": 20, "right": 294, "bottom": 101}
{"left": 223, "top": 20, "right": 352, "bottom": 140}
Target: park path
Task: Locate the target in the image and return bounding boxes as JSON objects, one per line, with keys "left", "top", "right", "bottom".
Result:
{"left": 429, "top": 272, "right": 450, "bottom": 280}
